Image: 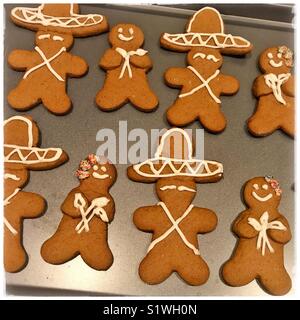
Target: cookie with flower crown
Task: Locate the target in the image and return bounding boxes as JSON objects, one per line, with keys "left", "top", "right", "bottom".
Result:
{"left": 222, "top": 176, "right": 292, "bottom": 295}
{"left": 248, "top": 46, "right": 295, "bottom": 138}
{"left": 4, "top": 115, "right": 68, "bottom": 272}
{"left": 8, "top": 4, "right": 108, "bottom": 115}
{"left": 41, "top": 154, "right": 117, "bottom": 271}
{"left": 128, "top": 128, "right": 223, "bottom": 285}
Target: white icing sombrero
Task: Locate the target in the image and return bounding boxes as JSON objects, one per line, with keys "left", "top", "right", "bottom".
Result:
{"left": 4, "top": 116, "right": 67, "bottom": 169}
{"left": 10, "top": 4, "right": 108, "bottom": 37}
{"left": 160, "top": 7, "right": 252, "bottom": 55}
{"left": 128, "top": 128, "right": 223, "bottom": 183}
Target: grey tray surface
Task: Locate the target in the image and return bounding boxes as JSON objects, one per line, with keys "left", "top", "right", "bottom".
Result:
{"left": 4, "top": 4, "right": 294, "bottom": 296}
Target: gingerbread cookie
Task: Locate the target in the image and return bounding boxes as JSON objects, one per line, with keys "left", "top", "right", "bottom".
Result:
{"left": 96, "top": 23, "right": 158, "bottom": 112}
{"left": 128, "top": 128, "right": 223, "bottom": 285}
{"left": 248, "top": 46, "right": 294, "bottom": 138}
{"left": 8, "top": 4, "right": 108, "bottom": 115}
{"left": 4, "top": 116, "right": 68, "bottom": 273}
{"left": 41, "top": 154, "right": 117, "bottom": 271}
{"left": 222, "top": 177, "right": 292, "bottom": 295}
{"left": 160, "top": 7, "right": 252, "bottom": 131}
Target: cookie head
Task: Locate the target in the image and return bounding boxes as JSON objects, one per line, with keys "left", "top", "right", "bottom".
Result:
{"left": 109, "top": 24, "right": 144, "bottom": 50}
{"left": 259, "top": 46, "right": 293, "bottom": 74}
{"left": 36, "top": 31, "right": 73, "bottom": 50}
{"left": 244, "top": 176, "right": 282, "bottom": 208}
{"left": 156, "top": 177, "right": 197, "bottom": 205}
{"left": 188, "top": 48, "right": 223, "bottom": 72}
{"left": 4, "top": 165, "right": 29, "bottom": 189}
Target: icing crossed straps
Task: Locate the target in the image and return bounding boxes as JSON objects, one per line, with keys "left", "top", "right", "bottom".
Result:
{"left": 248, "top": 211, "right": 286, "bottom": 256}
{"left": 115, "top": 47, "right": 148, "bottom": 79}
{"left": 148, "top": 202, "right": 200, "bottom": 255}
{"left": 179, "top": 66, "right": 221, "bottom": 103}
{"left": 24, "top": 46, "right": 66, "bottom": 81}
{"left": 73, "top": 193, "right": 110, "bottom": 234}
{"left": 4, "top": 188, "right": 20, "bottom": 235}
{"left": 264, "top": 73, "right": 291, "bottom": 105}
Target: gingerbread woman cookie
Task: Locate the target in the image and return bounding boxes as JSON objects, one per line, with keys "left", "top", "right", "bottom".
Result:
{"left": 128, "top": 128, "right": 223, "bottom": 285}
{"left": 222, "top": 177, "right": 292, "bottom": 295}
{"left": 8, "top": 4, "right": 108, "bottom": 115}
{"left": 248, "top": 46, "right": 294, "bottom": 138}
{"left": 4, "top": 116, "right": 68, "bottom": 273}
{"left": 41, "top": 154, "right": 117, "bottom": 271}
{"left": 160, "top": 7, "right": 252, "bottom": 132}
{"left": 96, "top": 24, "right": 158, "bottom": 112}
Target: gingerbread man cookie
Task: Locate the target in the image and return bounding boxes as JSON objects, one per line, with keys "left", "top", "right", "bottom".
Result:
{"left": 128, "top": 128, "right": 223, "bottom": 285}
{"left": 41, "top": 154, "right": 117, "bottom": 271}
{"left": 160, "top": 7, "right": 252, "bottom": 132}
{"left": 222, "top": 177, "right": 292, "bottom": 295}
{"left": 96, "top": 24, "right": 158, "bottom": 112}
{"left": 248, "top": 46, "right": 294, "bottom": 138}
{"left": 8, "top": 4, "right": 108, "bottom": 115}
{"left": 4, "top": 116, "right": 68, "bottom": 273}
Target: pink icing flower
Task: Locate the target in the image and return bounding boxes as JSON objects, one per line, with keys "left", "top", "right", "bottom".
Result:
{"left": 87, "top": 154, "right": 98, "bottom": 165}
{"left": 265, "top": 176, "right": 282, "bottom": 196}
{"left": 75, "top": 169, "right": 90, "bottom": 180}
{"left": 79, "top": 160, "right": 91, "bottom": 171}
{"left": 278, "top": 46, "right": 293, "bottom": 67}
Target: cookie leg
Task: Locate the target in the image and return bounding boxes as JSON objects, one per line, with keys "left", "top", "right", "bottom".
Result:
{"left": 222, "top": 258, "right": 257, "bottom": 287}
{"left": 176, "top": 254, "right": 210, "bottom": 286}
{"left": 281, "top": 116, "right": 295, "bottom": 138}
{"left": 80, "top": 242, "right": 113, "bottom": 271}
{"left": 41, "top": 87, "right": 72, "bottom": 115}
{"left": 166, "top": 99, "right": 198, "bottom": 127}
{"left": 139, "top": 251, "right": 173, "bottom": 284}
{"left": 129, "top": 83, "right": 158, "bottom": 112}
{"left": 96, "top": 83, "right": 127, "bottom": 111}
{"left": 199, "top": 105, "right": 227, "bottom": 133}
{"left": 258, "top": 268, "right": 292, "bottom": 295}
{"left": 7, "top": 81, "right": 40, "bottom": 111}
{"left": 4, "top": 231, "right": 28, "bottom": 273}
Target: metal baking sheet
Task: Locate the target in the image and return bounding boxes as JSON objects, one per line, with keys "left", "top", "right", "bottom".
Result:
{"left": 4, "top": 4, "right": 294, "bottom": 296}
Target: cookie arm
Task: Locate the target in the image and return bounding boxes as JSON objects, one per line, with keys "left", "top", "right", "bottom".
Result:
{"left": 133, "top": 206, "right": 157, "bottom": 232}
{"left": 99, "top": 49, "right": 122, "bottom": 69}
{"left": 8, "top": 50, "right": 36, "bottom": 70}
{"left": 282, "top": 75, "right": 295, "bottom": 97}
{"left": 61, "top": 190, "right": 87, "bottom": 218}
{"left": 220, "top": 75, "right": 240, "bottom": 95}
{"left": 268, "top": 215, "right": 292, "bottom": 244}
{"left": 194, "top": 208, "right": 218, "bottom": 233}
{"left": 164, "top": 67, "right": 188, "bottom": 87}
{"left": 130, "top": 54, "right": 152, "bottom": 70}
{"left": 252, "top": 75, "right": 273, "bottom": 97}
{"left": 12, "top": 191, "right": 46, "bottom": 218}
{"left": 232, "top": 211, "right": 258, "bottom": 239}
{"left": 101, "top": 195, "right": 115, "bottom": 223}
{"left": 67, "top": 54, "right": 88, "bottom": 77}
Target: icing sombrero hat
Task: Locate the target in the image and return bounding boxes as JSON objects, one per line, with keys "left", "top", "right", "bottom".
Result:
{"left": 160, "top": 7, "right": 252, "bottom": 55}
{"left": 128, "top": 128, "right": 223, "bottom": 183}
{"left": 4, "top": 116, "right": 68, "bottom": 170}
{"left": 10, "top": 3, "right": 108, "bottom": 37}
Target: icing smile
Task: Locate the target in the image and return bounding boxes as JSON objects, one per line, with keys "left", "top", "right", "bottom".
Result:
{"left": 118, "top": 27, "right": 134, "bottom": 41}
{"left": 252, "top": 191, "right": 273, "bottom": 202}
{"left": 267, "top": 52, "right": 283, "bottom": 68}
{"left": 92, "top": 172, "right": 109, "bottom": 179}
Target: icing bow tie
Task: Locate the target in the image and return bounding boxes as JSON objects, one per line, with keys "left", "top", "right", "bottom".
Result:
{"left": 264, "top": 73, "right": 291, "bottom": 105}
{"left": 115, "top": 47, "right": 148, "bottom": 79}
{"left": 248, "top": 211, "right": 286, "bottom": 256}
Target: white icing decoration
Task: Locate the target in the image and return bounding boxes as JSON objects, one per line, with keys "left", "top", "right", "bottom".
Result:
{"left": 4, "top": 116, "right": 33, "bottom": 147}
{"left": 252, "top": 191, "right": 273, "bottom": 202}
{"left": 38, "top": 34, "right": 50, "bottom": 40}
{"left": 248, "top": 211, "right": 286, "bottom": 256}
{"left": 93, "top": 165, "right": 99, "bottom": 171}
{"left": 253, "top": 184, "right": 259, "bottom": 190}
{"left": 148, "top": 202, "right": 199, "bottom": 255}
{"left": 118, "top": 33, "right": 134, "bottom": 41}
{"left": 11, "top": 4, "right": 104, "bottom": 28}
{"left": 4, "top": 173, "right": 20, "bottom": 181}
{"left": 269, "top": 59, "right": 283, "bottom": 68}
{"left": 160, "top": 185, "right": 176, "bottom": 191}
{"left": 92, "top": 172, "right": 109, "bottom": 179}
{"left": 206, "top": 54, "right": 220, "bottom": 62}
{"left": 179, "top": 66, "right": 221, "bottom": 103}
{"left": 267, "top": 52, "right": 273, "bottom": 59}
{"left": 101, "top": 166, "right": 107, "bottom": 172}
{"left": 74, "top": 193, "right": 110, "bottom": 233}
{"left": 262, "top": 184, "right": 268, "bottom": 190}
{"left": 277, "top": 53, "right": 282, "bottom": 58}
{"left": 160, "top": 185, "right": 196, "bottom": 192}
{"left": 264, "top": 73, "right": 291, "bottom": 105}
{"left": 4, "top": 188, "right": 21, "bottom": 235}
{"left": 178, "top": 186, "right": 196, "bottom": 192}
{"left": 53, "top": 35, "right": 64, "bottom": 41}
{"left": 118, "top": 27, "right": 123, "bottom": 33}
{"left": 4, "top": 188, "right": 21, "bottom": 207}
{"left": 133, "top": 128, "right": 223, "bottom": 178}
{"left": 115, "top": 47, "right": 148, "bottom": 79}
{"left": 193, "top": 52, "right": 206, "bottom": 59}
{"left": 24, "top": 46, "right": 66, "bottom": 81}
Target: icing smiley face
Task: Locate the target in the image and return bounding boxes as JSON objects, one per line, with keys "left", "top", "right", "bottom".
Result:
{"left": 187, "top": 48, "right": 223, "bottom": 72}
{"left": 109, "top": 24, "right": 144, "bottom": 50}
{"left": 259, "top": 47, "right": 293, "bottom": 74}
{"left": 243, "top": 177, "right": 281, "bottom": 208}
{"left": 36, "top": 31, "right": 73, "bottom": 50}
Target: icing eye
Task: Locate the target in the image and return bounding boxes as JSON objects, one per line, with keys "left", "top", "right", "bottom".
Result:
{"left": 262, "top": 184, "right": 268, "bottom": 190}
{"left": 193, "top": 52, "right": 206, "bottom": 59}
{"left": 93, "top": 165, "right": 99, "bottom": 171}
{"left": 129, "top": 28, "right": 134, "bottom": 35}
{"left": 118, "top": 27, "right": 123, "bottom": 33}
{"left": 267, "top": 52, "right": 273, "bottom": 59}
{"left": 101, "top": 166, "right": 107, "bottom": 172}
{"left": 277, "top": 53, "right": 282, "bottom": 58}
{"left": 38, "top": 34, "right": 50, "bottom": 40}
{"left": 53, "top": 35, "right": 64, "bottom": 41}
{"left": 253, "top": 184, "right": 259, "bottom": 190}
